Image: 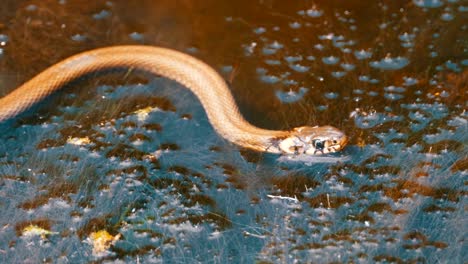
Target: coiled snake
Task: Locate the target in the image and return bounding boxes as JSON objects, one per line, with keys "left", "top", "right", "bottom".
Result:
{"left": 0, "top": 45, "right": 348, "bottom": 155}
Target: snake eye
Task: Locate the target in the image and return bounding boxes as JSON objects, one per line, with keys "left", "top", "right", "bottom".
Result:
{"left": 313, "top": 140, "right": 324, "bottom": 150}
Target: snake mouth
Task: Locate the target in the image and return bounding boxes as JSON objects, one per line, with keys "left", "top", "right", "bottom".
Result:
{"left": 318, "top": 135, "right": 349, "bottom": 154}
{"left": 329, "top": 137, "right": 348, "bottom": 153}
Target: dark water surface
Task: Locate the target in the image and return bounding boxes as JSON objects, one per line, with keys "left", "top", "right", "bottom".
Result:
{"left": 0, "top": 0, "right": 466, "bottom": 263}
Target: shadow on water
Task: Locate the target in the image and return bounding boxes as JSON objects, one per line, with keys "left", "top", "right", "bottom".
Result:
{"left": 0, "top": 0, "right": 466, "bottom": 263}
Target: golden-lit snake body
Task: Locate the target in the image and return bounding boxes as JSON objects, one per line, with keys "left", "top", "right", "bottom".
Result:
{"left": 0, "top": 45, "right": 347, "bottom": 155}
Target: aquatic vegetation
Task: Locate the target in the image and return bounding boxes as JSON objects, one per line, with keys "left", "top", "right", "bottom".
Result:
{"left": 0, "top": 0, "right": 466, "bottom": 263}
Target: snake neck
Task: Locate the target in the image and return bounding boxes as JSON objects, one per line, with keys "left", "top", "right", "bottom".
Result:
{"left": 213, "top": 122, "right": 290, "bottom": 153}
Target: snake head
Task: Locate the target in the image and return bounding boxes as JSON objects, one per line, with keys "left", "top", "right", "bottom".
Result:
{"left": 278, "top": 126, "right": 348, "bottom": 155}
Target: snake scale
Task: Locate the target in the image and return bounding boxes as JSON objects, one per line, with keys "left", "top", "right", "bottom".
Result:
{"left": 0, "top": 45, "right": 348, "bottom": 155}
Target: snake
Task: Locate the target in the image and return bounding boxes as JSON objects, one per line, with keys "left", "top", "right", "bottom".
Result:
{"left": 0, "top": 45, "right": 348, "bottom": 155}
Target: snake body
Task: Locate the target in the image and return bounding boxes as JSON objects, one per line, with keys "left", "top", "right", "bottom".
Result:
{"left": 0, "top": 45, "right": 347, "bottom": 155}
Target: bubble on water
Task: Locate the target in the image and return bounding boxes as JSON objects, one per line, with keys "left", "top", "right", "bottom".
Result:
{"left": 401, "top": 42, "right": 414, "bottom": 48}
{"left": 289, "top": 22, "right": 301, "bottom": 29}
{"left": 439, "top": 90, "right": 450, "bottom": 97}
{"left": 368, "top": 91, "right": 379, "bottom": 96}
{"left": 353, "top": 89, "right": 364, "bottom": 95}
{"left": 275, "top": 87, "right": 308, "bottom": 103}
{"left": 384, "top": 93, "right": 405, "bottom": 101}
{"left": 413, "top": 0, "right": 444, "bottom": 8}
{"left": 429, "top": 79, "right": 438, "bottom": 86}
{"left": 341, "top": 63, "right": 355, "bottom": 71}
{"left": 385, "top": 106, "right": 394, "bottom": 112}
{"left": 403, "top": 77, "right": 419, "bottom": 86}
{"left": 319, "top": 33, "right": 336, "bottom": 40}
{"left": 354, "top": 49, "right": 372, "bottom": 60}
{"left": 305, "top": 7, "right": 323, "bottom": 18}
{"left": 327, "top": 36, "right": 355, "bottom": 49}
{"left": 370, "top": 55, "right": 409, "bottom": 70}
{"left": 358, "top": 76, "right": 379, "bottom": 83}
{"left": 284, "top": 55, "right": 302, "bottom": 63}
{"left": 322, "top": 56, "right": 340, "bottom": 65}
{"left": 314, "top": 44, "right": 325, "bottom": 50}
{"left": 92, "top": 10, "right": 111, "bottom": 20}
{"left": 289, "top": 64, "right": 310, "bottom": 73}
{"left": 260, "top": 74, "right": 280, "bottom": 84}
{"left": 306, "top": 55, "right": 316, "bottom": 61}
{"left": 317, "top": 105, "right": 328, "bottom": 111}
{"left": 264, "top": 59, "right": 281, "bottom": 65}
{"left": 359, "top": 75, "right": 370, "bottom": 82}
{"left": 270, "top": 41, "right": 284, "bottom": 49}
{"left": 399, "top": 32, "right": 415, "bottom": 48}
{"left": 282, "top": 78, "right": 298, "bottom": 86}
{"left": 384, "top": 86, "right": 406, "bottom": 93}
{"left": 341, "top": 47, "right": 352, "bottom": 53}
{"left": 262, "top": 47, "right": 277, "bottom": 55}
{"left": 253, "top": 27, "right": 266, "bottom": 34}
{"left": 399, "top": 32, "right": 415, "bottom": 42}
{"left": 331, "top": 71, "right": 346, "bottom": 78}
{"left": 324, "top": 92, "right": 339, "bottom": 99}
{"left": 332, "top": 41, "right": 346, "bottom": 48}
{"left": 71, "top": 34, "right": 86, "bottom": 42}
{"left": 445, "top": 60, "right": 461, "bottom": 72}
{"left": 441, "top": 12, "right": 454, "bottom": 21}
{"left": 129, "top": 32, "right": 144, "bottom": 41}
{"left": 186, "top": 47, "right": 199, "bottom": 54}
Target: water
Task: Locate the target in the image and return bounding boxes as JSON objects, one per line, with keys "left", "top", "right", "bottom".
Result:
{"left": 0, "top": 0, "right": 466, "bottom": 263}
